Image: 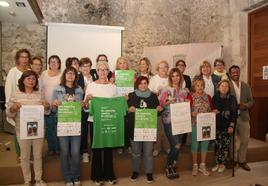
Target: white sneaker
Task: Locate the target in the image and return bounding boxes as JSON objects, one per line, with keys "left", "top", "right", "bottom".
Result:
{"left": 152, "top": 150, "right": 159, "bottom": 157}
{"left": 217, "top": 165, "right": 225, "bottom": 173}
{"left": 212, "top": 164, "right": 219, "bottom": 172}
{"left": 82, "top": 153, "right": 89, "bottom": 163}
{"left": 35, "top": 180, "right": 47, "bottom": 186}
{"left": 192, "top": 164, "right": 198, "bottom": 176}
{"left": 199, "top": 163, "right": 210, "bottom": 176}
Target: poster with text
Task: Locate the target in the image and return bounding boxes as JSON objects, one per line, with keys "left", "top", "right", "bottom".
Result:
{"left": 115, "top": 70, "right": 135, "bottom": 95}
{"left": 57, "top": 102, "right": 81, "bottom": 136}
{"left": 170, "top": 102, "right": 192, "bottom": 135}
{"left": 196, "top": 112, "right": 216, "bottom": 141}
{"left": 134, "top": 109, "right": 157, "bottom": 141}
{"left": 20, "top": 105, "right": 44, "bottom": 140}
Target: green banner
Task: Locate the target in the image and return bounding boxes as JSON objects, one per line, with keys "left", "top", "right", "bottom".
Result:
{"left": 58, "top": 102, "right": 81, "bottom": 123}
{"left": 115, "top": 70, "right": 135, "bottom": 87}
{"left": 135, "top": 109, "right": 157, "bottom": 128}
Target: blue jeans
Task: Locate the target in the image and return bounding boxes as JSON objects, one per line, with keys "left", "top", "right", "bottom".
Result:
{"left": 131, "top": 140, "right": 153, "bottom": 174}
{"left": 59, "top": 136, "right": 81, "bottom": 182}
{"left": 163, "top": 123, "right": 182, "bottom": 167}
{"left": 45, "top": 113, "right": 59, "bottom": 152}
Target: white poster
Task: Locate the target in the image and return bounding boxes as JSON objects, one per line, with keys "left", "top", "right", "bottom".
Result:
{"left": 170, "top": 102, "right": 192, "bottom": 135}
{"left": 20, "top": 105, "right": 44, "bottom": 140}
{"left": 263, "top": 66, "right": 268, "bottom": 80}
{"left": 196, "top": 112, "right": 216, "bottom": 141}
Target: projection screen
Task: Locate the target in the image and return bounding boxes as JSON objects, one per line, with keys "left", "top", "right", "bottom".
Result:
{"left": 46, "top": 22, "right": 124, "bottom": 70}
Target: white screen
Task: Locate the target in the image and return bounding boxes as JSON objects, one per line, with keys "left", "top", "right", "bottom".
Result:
{"left": 46, "top": 22, "right": 124, "bottom": 71}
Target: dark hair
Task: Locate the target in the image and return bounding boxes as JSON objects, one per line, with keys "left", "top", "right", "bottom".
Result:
{"left": 214, "top": 58, "right": 225, "bottom": 67}
{"left": 30, "top": 56, "right": 43, "bottom": 65}
{"left": 96, "top": 54, "right": 108, "bottom": 62}
{"left": 168, "top": 68, "right": 184, "bottom": 88}
{"left": 79, "top": 57, "right": 92, "bottom": 67}
{"left": 60, "top": 66, "right": 78, "bottom": 88}
{"left": 18, "top": 70, "right": 39, "bottom": 92}
{"left": 229, "top": 65, "right": 240, "bottom": 74}
{"left": 15, "top": 49, "right": 31, "bottom": 65}
{"left": 175, "top": 59, "right": 186, "bottom": 67}
{"left": 135, "top": 76, "right": 149, "bottom": 89}
{"left": 48, "top": 55, "right": 61, "bottom": 70}
{"left": 65, "top": 57, "right": 79, "bottom": 68}
{"left": 217, "top": 79, "right": 231, "bottom": 94}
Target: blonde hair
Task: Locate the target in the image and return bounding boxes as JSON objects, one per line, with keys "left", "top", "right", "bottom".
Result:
{"left": 115, "top": 56, "right": 129, "bottom": 70}
{"left": 192, "top": 78, "right": 205, "bottom": 92}
{"left": 199, "top": 60, "right": 212, "bottom": 75}
{"left": 137, "top": 57, "right": 153, "bottom": 75}
{"left": 156, "top": 60, "right": 169, "bottom": 72}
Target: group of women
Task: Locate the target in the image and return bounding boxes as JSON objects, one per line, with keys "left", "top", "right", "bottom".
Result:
{"left": 5, "top": 49, "right": 238, "bottom": 186}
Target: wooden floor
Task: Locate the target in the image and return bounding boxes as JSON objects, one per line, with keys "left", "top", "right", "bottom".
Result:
{"left": 0, "top": 131, "right": 268, "bottom": 185}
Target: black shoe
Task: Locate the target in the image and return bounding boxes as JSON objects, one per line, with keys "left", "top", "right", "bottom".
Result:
{"left": 146, "top": 173, "right": 153, "bottom": 184}
{"left": 166, "top": 167, "right": 174, "bottom": 179}
{"left": 130, "top": 172, "right": 139, "bottom": 182}
{"left": 171, "top": 166, "right": 179, "bottom": 178}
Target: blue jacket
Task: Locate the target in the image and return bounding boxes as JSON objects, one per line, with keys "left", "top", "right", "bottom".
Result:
{"left": 51, "top": 85, "right": 84, "bottom": 113}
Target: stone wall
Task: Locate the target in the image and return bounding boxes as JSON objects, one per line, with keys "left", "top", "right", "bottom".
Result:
{"left": 1, "top": 0, "right": 267, "bottom": 79}
{"left": 189, "top": 0, "right": 267, "bottom": 81}
{"left": 37, "top": 0, "right": 190, "bottom": 65}
{"left": 1, "top": 23, "right": 46, "bottom": 75}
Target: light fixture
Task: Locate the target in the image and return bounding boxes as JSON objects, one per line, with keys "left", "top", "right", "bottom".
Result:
{"left": 0, "top": 1, "right": 10, "bottom": 7}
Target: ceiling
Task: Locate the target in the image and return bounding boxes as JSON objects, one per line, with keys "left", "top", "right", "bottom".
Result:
{"left": 0, "top": 0, "right": 43, "bottom": 24}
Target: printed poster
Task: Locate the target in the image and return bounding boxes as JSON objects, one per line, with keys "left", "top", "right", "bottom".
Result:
{"left": 115, "top": 70, "right": 135, "bottom": 95}
{"left": 57, "top": 102, "right": 81, "bottom": 136}
{"left": 196, "top": 112, "right": 216, "bottom": 141}
{"left": 20, "top": 105, "right": 44, "bottom": 140}
{"left": 134, "top": 109, "right": 157, "bottom": 141}
{"left": 170, "top": 102, "right": 192, "bottom": 135}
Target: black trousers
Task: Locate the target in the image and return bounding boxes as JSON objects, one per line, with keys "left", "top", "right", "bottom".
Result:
{"left": 90, "top": 122, "right": 116, "bottom": 181}
{"left": 80, "top": 111, "right": 89, "bottom": 154}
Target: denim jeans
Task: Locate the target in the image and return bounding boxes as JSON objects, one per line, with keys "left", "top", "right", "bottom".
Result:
{"left": 45, "top": 113, "right": 59, "bottom": 152}
{"left": 131, "top": 140, "right": 153, "bottom": 174}
{"left": 59, "top": 136, "right": 81, "bottom": 182}
{"left": 163, "top": 123, "right": 182, "bottom": 167}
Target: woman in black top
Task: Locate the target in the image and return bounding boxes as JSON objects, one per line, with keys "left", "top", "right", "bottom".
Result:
{"left": 127, "top": 76, "right": 162, "bottom": 183}
{"left": 212, "top": 80, "right": 237, "bottom": 173}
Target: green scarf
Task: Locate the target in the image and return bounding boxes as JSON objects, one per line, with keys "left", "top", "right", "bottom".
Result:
{"left": 135, "top": 89, "right": 151, "bottom": 98}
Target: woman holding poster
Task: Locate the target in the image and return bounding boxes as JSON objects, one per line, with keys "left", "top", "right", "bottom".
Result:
{"left": 127, "top": 76, "right": 162, "bottom": 183}
{"left": 84, "top": 61, "right": 118, "bottom": 185}
{"left": 51, "top": 67, "right": 84, "bottom": 186}
{"left": 188, "top": 78, "right": 213, "bottom": 176}
{"left": 212, "top": 80, "right": 237, "bottom": 173}
{"left": 159, "top": 68, "right": 188, "bottom": 179}
{"left": 6, "top": 70, "right": 49, "bottom": 186}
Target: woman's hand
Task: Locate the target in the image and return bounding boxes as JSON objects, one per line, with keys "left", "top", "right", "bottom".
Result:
{"left": 42, "top": 101, "right": 50, "bottom": 111}
{"left": 80, "top": 101, "right": 87, "bottom": 108}
{"left": 124, "top": 94, "right": 129, "bottom": 100}
{"left": 10, "top": 102, "right": 22, "bottom": 113}
{"left": 156, "top": 106, "right": 163, "bottom": 112}
{"left": 128, "top": 106, "right": 136, "bottom": 113}
{"left": 212, "top": 109, "right": 220, "bottom": 114}
{"left": 85, "top": 94, "right": 93, "bottom": 103}
{"left": 227, "top": 127, "right": 234, "bottom": 134}
{"left": 109, "top": 77, "right": 115, "bottom": 84}
{"left": 185, "top": 88, "right": 190, "bottom": 94}
{"left": 191, "top": 111, "right": 198, "bottom": 117}
{"left": 52, "top": 100, "right": 61, "bottom": 108}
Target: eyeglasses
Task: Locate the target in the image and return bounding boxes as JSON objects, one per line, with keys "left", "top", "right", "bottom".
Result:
{"left": 97, "top": 68, "right": 108, "bottom": 72}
